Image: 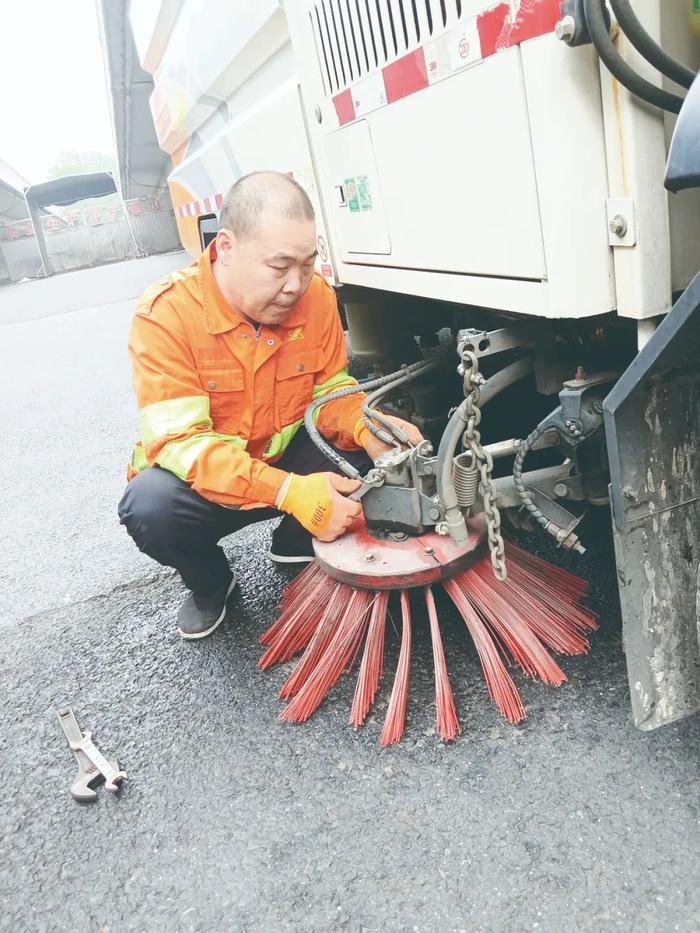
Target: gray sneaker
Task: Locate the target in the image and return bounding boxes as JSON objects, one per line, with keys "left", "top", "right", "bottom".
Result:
{"left": 177, "top": 574, "right": 237, "bottom": 640}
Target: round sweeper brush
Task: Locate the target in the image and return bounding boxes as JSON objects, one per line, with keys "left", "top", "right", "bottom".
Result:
{"left": 258, "top": 518, "right": 598, "bottom": 746}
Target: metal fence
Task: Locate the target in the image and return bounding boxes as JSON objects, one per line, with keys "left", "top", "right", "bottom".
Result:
{"left": 0, "top": 196, "right": 181, "bottom": 283}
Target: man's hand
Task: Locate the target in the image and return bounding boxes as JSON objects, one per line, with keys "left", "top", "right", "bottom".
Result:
{"left": 355, "top": 414, "right": 425, "bottom": 461}
{"left": 276, "top": 472, "right": 362, "bottom": 541}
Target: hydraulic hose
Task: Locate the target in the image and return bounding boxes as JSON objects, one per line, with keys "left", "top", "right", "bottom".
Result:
{"left": 583, "top": 0, "right": 685, "bottom": 114}
{"left": 304, "top": 359, "right": 435, "bottom": 479}
{"left": 512, "top": 419, "right": 586, "bottom": 554}
{"left": 609, "top": 0, "right": 696, "bottom": 90}
{"left": 363, "top": 358, "right": 442, "bottom": 444}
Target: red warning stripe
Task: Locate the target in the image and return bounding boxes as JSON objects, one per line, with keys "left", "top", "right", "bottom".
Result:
{"left": 332, "top": 0, "right": 559, "bottom": 127}
{"left": 383, "top": 48, "right": 429, "bottom": 105}
{"left": 175, "top": 193, "right": 226, "bottom": 218}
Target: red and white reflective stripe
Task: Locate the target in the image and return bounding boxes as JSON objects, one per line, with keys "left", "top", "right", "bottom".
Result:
{"left": 332, "top": 0, "right": 559, "bottom": 127}
{"left": 175, "top": 194, "right": 224, "bottom": 219}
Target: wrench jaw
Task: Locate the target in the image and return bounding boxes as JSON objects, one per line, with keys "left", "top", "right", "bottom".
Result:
{"left": 69, "top": 731, "right": 128, "bottom": 793}
{"left": 69, "top": 759, "right": 122, "bottom": 802}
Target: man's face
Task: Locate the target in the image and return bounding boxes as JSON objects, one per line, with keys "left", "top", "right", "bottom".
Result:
{"left": 215, "top": 213, "right": 317, "bottom": 326}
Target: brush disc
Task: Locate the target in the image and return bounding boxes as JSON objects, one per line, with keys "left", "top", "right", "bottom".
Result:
{"left": 313, "top": 514, "right": 488, "bottom": 590}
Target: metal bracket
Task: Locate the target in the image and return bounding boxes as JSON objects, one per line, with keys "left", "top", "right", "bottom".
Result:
{"left": 456, "top": 324, "right": 539, "bottom": 360}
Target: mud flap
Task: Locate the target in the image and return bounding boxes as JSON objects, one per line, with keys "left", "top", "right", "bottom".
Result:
{"left": 604, "top": 275, "right": 700, "bottom": 729}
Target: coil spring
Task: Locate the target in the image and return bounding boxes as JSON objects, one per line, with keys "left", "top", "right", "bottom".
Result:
{"left": 452, "top": 452, "right": 480, "bottom": 508}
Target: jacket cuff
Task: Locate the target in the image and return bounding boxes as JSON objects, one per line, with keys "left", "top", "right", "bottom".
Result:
{"left": 250, "top": 463, "right": 289, "bottom": 506}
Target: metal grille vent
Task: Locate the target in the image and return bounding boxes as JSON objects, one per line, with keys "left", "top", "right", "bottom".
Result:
{"left": 310, "top": 0, "right": 464, "bottom": 96}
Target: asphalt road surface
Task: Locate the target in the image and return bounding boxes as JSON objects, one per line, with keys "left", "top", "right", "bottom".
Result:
{"left": 1, "top": 255, "right": 699, "bottom": 933}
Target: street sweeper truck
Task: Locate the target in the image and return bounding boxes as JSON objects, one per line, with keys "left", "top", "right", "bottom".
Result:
{"left": 125, "top": 0, "right": 700, "bottom": 732}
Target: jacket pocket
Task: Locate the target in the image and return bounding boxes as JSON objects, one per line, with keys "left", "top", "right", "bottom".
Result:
{"left": 202, "top": 366, "right": 246, "bottom": 433}
{"left": 275, "top": 348, "right": 324, "bottom": 425}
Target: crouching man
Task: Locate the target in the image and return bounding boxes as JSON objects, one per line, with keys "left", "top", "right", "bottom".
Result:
{"left": 118, "top": 172, "right": 421, "bottom": 639}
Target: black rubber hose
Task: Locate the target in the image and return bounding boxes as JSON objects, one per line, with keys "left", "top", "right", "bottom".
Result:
{"left": 583, "top": 0, "right": 684, "bottom": 114}
{"left": 512, "top": 424, "right": 550, "bottom": 533}
{"left": 609, "top": 0, "right": 696, "bottom": 90}
{"left": 303, "top": 360, "right": 433, "bottom": 479}
{"left": 363, "top": 359, "right": 441, "bottom": 444}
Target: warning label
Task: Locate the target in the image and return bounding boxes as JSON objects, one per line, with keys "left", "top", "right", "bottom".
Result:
{"left": 357, "top": 176, "right": 372, "bottom": 210}
{"left": 344, "top": 176, "right": 372, "bottom": 213}
{"left": 345, "top": 178, "right": 360, "bottom": 212}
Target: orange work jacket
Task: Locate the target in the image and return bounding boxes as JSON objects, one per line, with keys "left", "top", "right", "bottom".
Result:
{"left": 127, "top": 243, "right": 365, "bottom": 508}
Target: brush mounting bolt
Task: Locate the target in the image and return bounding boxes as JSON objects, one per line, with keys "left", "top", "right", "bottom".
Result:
{"left": 428, "top": 508, "right": 441, "bottom": 521}
{"left": 554, "top": 483, "right": 569, "bottom": 498}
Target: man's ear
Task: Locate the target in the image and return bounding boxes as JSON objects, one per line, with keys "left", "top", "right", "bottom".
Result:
{"left": 215, "top": 227, "right": 235, "bottom": 264}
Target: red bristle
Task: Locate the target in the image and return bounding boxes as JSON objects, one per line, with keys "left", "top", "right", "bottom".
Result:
{"left": 380, "top": 591, "right": 412, "bottom": 747}
{"left": 280, "top": 589, "right": 373, "bottom": 722}
{"left": 258, "top": 580, "right": 338, "bottom": 670}
{"left": 506, "top": 542, "right": 590, "bottom": 602}
{"left": 279, "top": 561, "right": 327, "bottom": 612}
{"left": 444, "top": 577, "right": 526, "bottom": 724}
{"left": 425, "top": 587, "right": 460, "bottom": 742}
{"left": 503, "top": 558, "right": 598, "bottom": 633}
{"left": 471, "top": 561, "right": 590, "bottom": 655}
{"left": 260, "top": 564, "right": 334, "bottom": 646}
{"left": 458, "top": 564, "right": 567, "bottom": 686}
{"left": 280, "top": 584, "right": 352, "bottom": 698}
{"left": 349, "top": 591, "right": 389, "bottom": 729}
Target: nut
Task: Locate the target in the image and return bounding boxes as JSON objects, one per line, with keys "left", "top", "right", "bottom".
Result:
{"left": 555, "top": 15, "right": 576, "bottom": 43}
{"left": 609, "top": 214, "right": 628, "bottom": 238}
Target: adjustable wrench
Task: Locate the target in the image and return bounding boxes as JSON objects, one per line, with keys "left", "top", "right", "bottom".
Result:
{"left": 57, "top": 707, "right": 127, "bottom": 799}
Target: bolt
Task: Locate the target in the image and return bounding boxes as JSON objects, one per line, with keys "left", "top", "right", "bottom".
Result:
{"left": 435, "top": 522, "right": 448, "bottom": 536}
{"left": 554, "top": 482, "right": 569, "bottom": 498}
{"left": 575, "top": 365, "right": 586, "bottom": 381}
{"left": 428, "top": 508, "right": 440, "bottom": 521}
{"left": 313, "top": 105, "right": 323, "bottom": 124}
{"left": 424, "top": 465, "right": 433, "bottom": 475}
{"left": 555, "top": 15, "right": 576, "bottom": 43}
{"left": 609, "top": 214, "right": 628, "bottom": 238}
{"left": 364, "top": 553, "right": 375, "bottom": 562}
{"left": 424, "top": 546, "right": 435, "bottom": 556}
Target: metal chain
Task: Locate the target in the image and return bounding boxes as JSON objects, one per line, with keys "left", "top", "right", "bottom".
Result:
{"left": 459, "top": 348, "right": 508, "bottom": 581}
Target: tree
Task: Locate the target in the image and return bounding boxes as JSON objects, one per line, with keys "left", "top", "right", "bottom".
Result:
{"left": 46, "top": 150, "right": 120, "bottom": 207}
{"left": 47, "top": 150, "right": 117, "bottom": 180}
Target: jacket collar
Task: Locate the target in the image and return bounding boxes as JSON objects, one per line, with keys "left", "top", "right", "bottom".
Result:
{"left": 198, "top": 241, "right": 308, "bottom": 335}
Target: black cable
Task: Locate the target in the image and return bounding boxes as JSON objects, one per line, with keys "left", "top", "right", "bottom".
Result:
{"left": 363, "top": 359, "right": 440, "bottom": 444}
{"left": 303, "top": 360, "right": 432, "bottom": 478}
{"left": 609, "top": 0, "right": 696, "bottom": 90}
{"left": 583, "top": 0, "right": 685, "bottom": 114}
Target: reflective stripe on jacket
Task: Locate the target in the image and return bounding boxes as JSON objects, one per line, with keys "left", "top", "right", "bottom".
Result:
{"left": 127, "top": 242, "right": 364, "bottom": 508}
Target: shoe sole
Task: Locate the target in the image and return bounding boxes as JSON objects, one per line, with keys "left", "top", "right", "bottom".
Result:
{"left": 269, "top": 551, "right": 314, "bottom": 564}
{"left": 178, "top": 576, "right": 237, "bottom": 641}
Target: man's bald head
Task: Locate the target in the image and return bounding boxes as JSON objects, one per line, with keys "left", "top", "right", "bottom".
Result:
{"left": 219, "top": 171, "right": 315, "bottom": 241}
{"left": 213, "top": 171, "right": 318, "bottom": 326}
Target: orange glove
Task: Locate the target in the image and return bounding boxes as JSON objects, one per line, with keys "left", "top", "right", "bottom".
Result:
{"left": 276, "top": 472, "right": 362, "bottom": 540}
{"left": 354, "top": 416, "right": 424, "bottom": 461}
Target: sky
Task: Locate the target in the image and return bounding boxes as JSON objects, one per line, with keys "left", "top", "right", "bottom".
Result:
{"left": 0, "top": 0, "right": 115, "bottom": 184}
